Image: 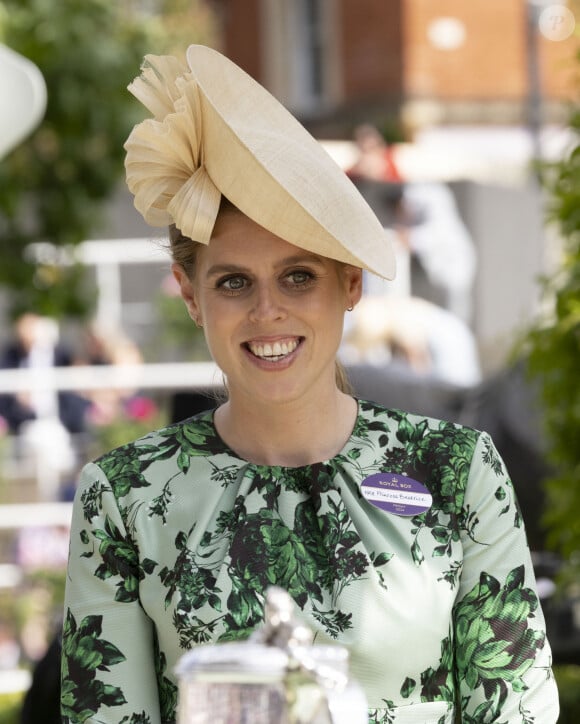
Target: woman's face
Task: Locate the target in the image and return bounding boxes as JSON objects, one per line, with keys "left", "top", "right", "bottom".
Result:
{"left": 173, "top": 210, "right": 362, "bottom": 406}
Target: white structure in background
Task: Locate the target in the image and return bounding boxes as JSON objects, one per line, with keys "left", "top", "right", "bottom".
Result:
{"left": 28, "top": 237, "right": 170, "bottom": 333}
{"left": 0, "top": 45, "right": 71, "bottom": 503}
{"left": 13, "top": 316, "right": 78, "bottom": 501}
{"left": 0, "top": 43, "right": 47, "bottom": 159}
{"left": 403, "top": 182, "right": 477, "bottom": 323}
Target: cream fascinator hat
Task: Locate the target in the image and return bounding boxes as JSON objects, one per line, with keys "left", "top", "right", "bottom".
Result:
{"left": 124, "top": 45, "right": 395, "bottom": 279}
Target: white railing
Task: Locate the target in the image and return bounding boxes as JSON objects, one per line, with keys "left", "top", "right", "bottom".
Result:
{"left": 0, "top": 361, "right": 221, "bottom": 393}
{"left": 0, "top": 361, "right": 223, "bottom": 501}
{"left": 0, "top": 502, "right": 72, "bottom": 530}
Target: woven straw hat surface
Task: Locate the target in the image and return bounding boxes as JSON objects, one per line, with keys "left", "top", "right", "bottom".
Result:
{"left": 124, "top": 45, "right": 395, "bottom": 279}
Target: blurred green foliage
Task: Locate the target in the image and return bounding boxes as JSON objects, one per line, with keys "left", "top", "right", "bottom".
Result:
{"left": 0, "top": 0, "right": 216, "bottom": 319}
{"left": 525, "top": 98, "right": 580, "bottom": 574}
{"left": 0, "top": 693, "right": 22, "bottom": 724}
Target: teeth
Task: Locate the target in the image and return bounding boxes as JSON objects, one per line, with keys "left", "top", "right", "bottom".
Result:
{"left": 249, "top": 339, "right": 299, "bottom": 360}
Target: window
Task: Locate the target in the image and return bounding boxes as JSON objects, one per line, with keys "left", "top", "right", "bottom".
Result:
{"left": 262, "top": 0, "right": 340, "bottom": 114}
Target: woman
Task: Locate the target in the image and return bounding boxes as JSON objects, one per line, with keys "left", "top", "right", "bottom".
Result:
{"left": 61, "top": 46, "right": 559, "bottom": 723}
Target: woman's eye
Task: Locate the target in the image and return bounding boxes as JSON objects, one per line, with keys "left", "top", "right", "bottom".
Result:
{"left": 218, "top": 275, "right": 247, "bottom": 291}
{"left": 286, "top": 270, "right": 314, "bottom": 286}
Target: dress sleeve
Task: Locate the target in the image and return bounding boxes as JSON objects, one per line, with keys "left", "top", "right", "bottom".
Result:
{"left": 454, "top": 431, "right": 559, "bottom": 722}
{"left": 61, "top": 461, "right": 162, "bottom": 724}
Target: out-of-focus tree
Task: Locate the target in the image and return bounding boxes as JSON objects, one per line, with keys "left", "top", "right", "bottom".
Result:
{"left": 155, "top": 0, "right": 218, "bottom": 56}
{"left": 525, "top": 85, "right": 580, "bottom": 577}
{"left": 0, "top": 0, "right": 217, "bottom": 318}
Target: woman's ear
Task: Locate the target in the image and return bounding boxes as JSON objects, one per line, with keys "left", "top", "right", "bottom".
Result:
{"left": 343, "top": 265, "right": 363, "bottom": 309}
{"left": 171, "top": 263, "right": 202, "bottom": 325}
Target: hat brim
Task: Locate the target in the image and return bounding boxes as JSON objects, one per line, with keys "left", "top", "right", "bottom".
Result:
{"left": 186, "top": 45, "right": 396, "bottom": 280}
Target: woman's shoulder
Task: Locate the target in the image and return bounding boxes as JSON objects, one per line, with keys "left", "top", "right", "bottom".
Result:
{"left": 357, "top": 397, "right": 481, "bottom": 440}
{"left": 75, "top": 408, "right": 235, "bottom": 509}
{"left": 90, "top": 408, "right": 226, "bottom": 470}
{"left": 355, "top": 399, "right": 501, "bottom": 513}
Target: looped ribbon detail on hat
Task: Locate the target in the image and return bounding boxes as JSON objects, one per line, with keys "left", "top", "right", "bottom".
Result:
{"left": 124, "top": 54, "right": 221, "bottom": 243}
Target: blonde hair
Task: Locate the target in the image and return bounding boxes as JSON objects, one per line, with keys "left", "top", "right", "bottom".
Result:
{"left": 335, "top": 360, "right": 353, "bottom": 395}
{"left": 168, "top": 222, "right": 202, "bottom": 278}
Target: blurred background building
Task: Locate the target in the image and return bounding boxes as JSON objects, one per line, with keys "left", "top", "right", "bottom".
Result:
{"left": 216, "top": 0, "right": 576, "bottom": 131}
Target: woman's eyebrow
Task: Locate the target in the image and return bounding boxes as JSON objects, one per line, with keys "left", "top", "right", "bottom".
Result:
{"left": 279, "top": 253, "right": 326, "bottom": 268}
{"left": 206, "top": 263, "right": 250, "bottom": 277}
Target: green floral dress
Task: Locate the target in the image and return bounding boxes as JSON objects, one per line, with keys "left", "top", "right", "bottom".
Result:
{"left": 61, "top": 399, "right": 559, "bottom": 723}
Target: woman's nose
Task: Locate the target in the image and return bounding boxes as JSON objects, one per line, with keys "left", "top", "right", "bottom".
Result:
{"left": 248, "top": 283, "right": 287, "bottom": 322}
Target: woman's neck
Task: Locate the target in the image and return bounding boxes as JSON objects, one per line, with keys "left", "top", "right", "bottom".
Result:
{"left": 214, "top": 390, "right": 358, "bottom": 467}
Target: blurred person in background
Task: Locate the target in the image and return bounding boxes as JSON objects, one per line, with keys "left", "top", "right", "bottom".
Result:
{"left": 343, "top": 176, "right": 481, "bottom": 389}
{"left": 20, "top": 633, "right": 61, "bottom": 724}
{"left": 403, "top": 181, "right": 477, "bottom": 324}
{"left": 348, "top": 123, "right": 477, "bottom": 324}
{"left": 347, "top": 123, "right": 403, "bottom": 184}
{"left": 0, "top": 313, "right": 88, "bottom": 500}
{"left": 0, "top": 313, "right": 88, "bottom": 435}
{"left": 61, "top": 46, "right": 558, "bottom": 723}
{"left": 76, "top": 324, "right": 150, "bottom": 427}
{"left": 341, "top": 294, "right": 481, "bottom": 388}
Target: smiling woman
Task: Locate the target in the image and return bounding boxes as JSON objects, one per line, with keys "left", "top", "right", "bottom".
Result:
{"left": 60, "top": 46, "right": 559, "bottom": 724}
{"left": 169, "top": 206, "right": 357, "bottom": 400}
{"left": 170, "top": 205, "right": 362, "bottom": 466}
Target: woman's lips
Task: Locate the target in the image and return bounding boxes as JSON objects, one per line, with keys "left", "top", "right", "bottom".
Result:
{"left": 244, "top": 337, "right": 303, "bottom": 364}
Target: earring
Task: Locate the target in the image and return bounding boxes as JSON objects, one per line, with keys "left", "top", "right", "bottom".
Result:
{"left": 346, "top": 305, "right": 354, "bottom": 312}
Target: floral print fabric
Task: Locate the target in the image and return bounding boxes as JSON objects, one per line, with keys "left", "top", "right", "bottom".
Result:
{"left": 61, "top": 399, "right": 559, "bottom": 723}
